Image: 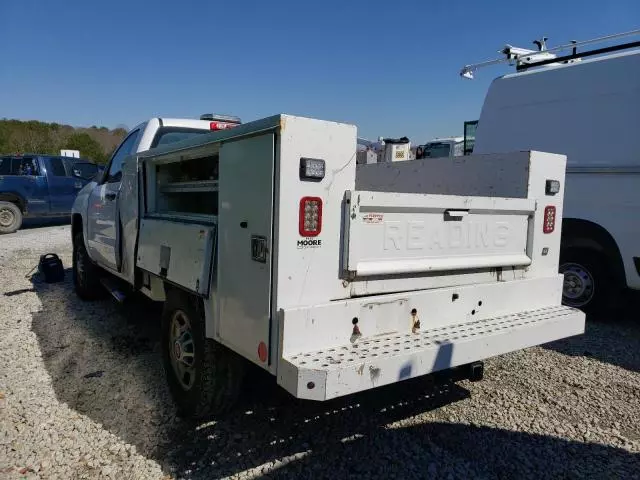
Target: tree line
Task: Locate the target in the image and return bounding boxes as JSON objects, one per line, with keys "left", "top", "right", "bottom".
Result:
{"left": 0, "top": 119, "right": 128, "bottom": 165}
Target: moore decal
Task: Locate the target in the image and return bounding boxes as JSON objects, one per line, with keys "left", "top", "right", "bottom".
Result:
{"left": 297, "top": 238, "right": 322, "bottom": 249}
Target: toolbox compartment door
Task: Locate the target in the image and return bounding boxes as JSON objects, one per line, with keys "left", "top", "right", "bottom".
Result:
{"left": 343, "top": 191, "right": 535, "bottom": 278}
{"left": 137, "top": 218, "right": 215, "bottom": 296}
{"left": 217, "top": 133, "right": 275, "bottom": 366}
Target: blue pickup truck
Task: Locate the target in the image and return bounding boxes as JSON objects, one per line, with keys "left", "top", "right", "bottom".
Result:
{"left": 0, "top": 154, "right": 99, "bottom": 234}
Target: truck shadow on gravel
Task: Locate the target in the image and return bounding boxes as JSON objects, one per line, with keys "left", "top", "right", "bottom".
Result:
{"left": 543, "top": 292, "right": 640, "bottom": 374}
{"left": 30, "top": 273, "right": 640, "bottom": 479}
{"left": 30, "top": 269, "right": 177, "bottom": 459}
{"left": 256, "top": 421, "right": 640, "bottom": 479}
{"left": 160, "top": 376, "right": 640, "bottom": 480}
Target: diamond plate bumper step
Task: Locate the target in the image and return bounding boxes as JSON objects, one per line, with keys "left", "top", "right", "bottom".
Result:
{"left": 278, "top": 305, "right": 585, "bottom": 400}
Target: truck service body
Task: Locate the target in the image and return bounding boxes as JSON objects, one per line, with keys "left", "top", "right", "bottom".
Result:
{"left": 72, "top": 114, "right": 584, "bottom": 416}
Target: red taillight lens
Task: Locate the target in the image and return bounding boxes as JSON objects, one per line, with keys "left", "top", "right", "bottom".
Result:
{"left": 210, "top": 121, "right": 236, "bottom": 131}
{"left": 543, "top": 205, "right": 556, "bottom": 234}
{"left": 299, "top": 197, "right": 323, "bottom": 237}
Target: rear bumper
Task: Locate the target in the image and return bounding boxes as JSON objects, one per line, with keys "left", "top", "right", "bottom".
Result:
{"left": 276, "top": 280, "right": 585, "bottom": 400}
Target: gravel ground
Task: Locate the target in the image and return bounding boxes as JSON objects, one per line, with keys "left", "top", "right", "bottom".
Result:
{"left": 1, "top": 225, "right": 639, "bottom": 479}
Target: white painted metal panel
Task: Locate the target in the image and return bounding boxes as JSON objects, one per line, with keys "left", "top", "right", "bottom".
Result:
{"left": 278, "top": 275, "right": 564, "bottom": 358}
{"left": 564, "top": 171, "right": 640, "bottom": 289}
{"left": 344, "top": 191, "right": 534, "bottom": 277}
{"left": 278, "top": 304, "right": 584, "bottom": 400}
{"left": 217, "top": 134, "right": 275, "bottom": 366}
{"left": 272, "top": 116, "right": 357, "bottom": 308}
{"left": 137, "top": 218, "right": 215, "bottom": 295}
{"left": 356, "top": 152, "right": 530, "bottom": 198}
{"left": 348, "top": 267, "right": 527, "bottom": 297}
{"left": 475, "top": 50, "right": 640, "bottom": 169}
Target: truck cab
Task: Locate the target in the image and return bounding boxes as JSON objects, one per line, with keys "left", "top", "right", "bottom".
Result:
{"left": 72, "top": 115, "right": 241, "bottom": 273}
{"left": 0, "top": 154, "right": 98, "bottom": 234}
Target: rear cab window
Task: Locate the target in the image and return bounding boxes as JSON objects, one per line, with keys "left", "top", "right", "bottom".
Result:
{"left": 0, "top": 156, "right": 40, "bottom": 176}
{"left": 71, "top": 162, "right": 99, "bottom": 179}
{"left": 0, "top": 157, "right": 11, "bottom": 175}
{"left": 48, "top": 158, "right": 68, "bottom": 176}
{"left": 61, "top": 157, "right": 98, "bottom": 180}
{"left": 150, "top": 127, "right": 212, "bottom": 149}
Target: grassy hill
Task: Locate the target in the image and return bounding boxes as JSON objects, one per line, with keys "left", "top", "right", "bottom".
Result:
{"left": 0, "top": 119, "right": 128, "bottom": 164}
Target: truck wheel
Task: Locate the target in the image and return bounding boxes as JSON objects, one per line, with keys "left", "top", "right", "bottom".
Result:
{"left": 162, "top": 289, "right": 245, "bottom": 418}
{"left": 559, "top": 249, "right": 611, "bottom": 316}
{"left": 73, "top": 233, "right": 103, "bottom": 300}
{"left": 0, "top": 201, "right": 23, "bottom": 234}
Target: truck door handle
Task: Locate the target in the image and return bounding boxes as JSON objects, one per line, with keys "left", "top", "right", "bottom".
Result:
{"left": 105, "top": 192, "right": 117, "bottom": 201}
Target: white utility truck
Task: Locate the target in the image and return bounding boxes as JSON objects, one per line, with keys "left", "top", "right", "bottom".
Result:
{"left": 72, "top": 114, "right": 585, "bottom": 418}
{"left": 461, "top": 30, "right": 640, "bottom": 314}
{"left": 356, "top": 137, "right": 412, "bottom": 164}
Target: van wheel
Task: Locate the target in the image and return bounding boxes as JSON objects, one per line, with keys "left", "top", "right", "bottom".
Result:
{"left": 559, "top": 249, "right": 610, "bottom": 316}
{"left": 162, "top": 289, "right": 245, "bottom": 418}
{"left": 0, "top": 201, "right": 22, "bottom": 234}
{"left": 73, "top": 233, "right": 103, "bottom": 300}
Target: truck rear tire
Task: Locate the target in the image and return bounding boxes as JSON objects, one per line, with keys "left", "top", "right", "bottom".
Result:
{"left": 0, "top": 201, "right": 23, "bottom": 234}
{"left": 559, "top": 248, "right": 611, "bottom": 316}
{"left": 162, "top": 289, "right": 245, "bottom": 418}
{"left": 73, "top": 233, "right": 104, "bottom": 300}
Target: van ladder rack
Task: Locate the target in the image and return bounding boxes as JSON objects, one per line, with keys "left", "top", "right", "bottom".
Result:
{"left": 516, "top": 40, "right": 640, "bottom": 71}
{"left": 460, "top": 29, "right": 640, "bottom": 79}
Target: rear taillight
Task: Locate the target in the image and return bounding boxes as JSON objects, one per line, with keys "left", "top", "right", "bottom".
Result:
{"left": 299, "top": 197, "right": 322, "bottom": 237}
{"left": 543, "top": 206, "right": 556, "bottom": 234}
{"left": 210, "top": 121, "right": 237, "bottom": 131}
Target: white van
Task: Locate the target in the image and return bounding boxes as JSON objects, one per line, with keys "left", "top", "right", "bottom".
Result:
{"left": 468, "top": 38, "right": 640, "bottom": 314}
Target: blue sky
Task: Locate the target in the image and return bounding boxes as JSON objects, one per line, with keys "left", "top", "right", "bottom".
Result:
{"left": 1, "top": 0, "right": 638, "bottom": 142}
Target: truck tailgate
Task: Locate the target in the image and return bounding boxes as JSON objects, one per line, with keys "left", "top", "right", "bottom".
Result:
{"left": 343, "top": 191, "right": 535, "bottom": 277}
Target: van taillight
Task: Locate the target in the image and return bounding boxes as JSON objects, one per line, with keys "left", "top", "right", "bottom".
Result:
{"left": 543, "top": 206, "right": 556, "bottom": 234}
{"left": 299, "top": 197, "right": 322, "bottom": 237}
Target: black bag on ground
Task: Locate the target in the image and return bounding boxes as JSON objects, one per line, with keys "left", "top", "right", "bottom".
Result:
{"left": 39, "top": 253, "right": 64, "bottom": 283}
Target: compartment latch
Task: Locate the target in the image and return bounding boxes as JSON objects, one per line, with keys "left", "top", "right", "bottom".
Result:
{"left": 251, "top": 235, "right": 268, "bottom": 263}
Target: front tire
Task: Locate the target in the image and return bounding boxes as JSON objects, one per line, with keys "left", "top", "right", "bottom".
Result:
{"left": 0, "top": 201, "right": 23, "bottom": 234}
{"left": 559, "top": 248, "right": 611, "bottom": 316}
{"left": 162, "top": 289, "right": 245, "bottom": 418}
{"left": 73, "top": 233, "right": 103, "bottom": 300}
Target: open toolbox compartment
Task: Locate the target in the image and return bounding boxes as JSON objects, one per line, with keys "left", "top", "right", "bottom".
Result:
{"left": 145, "top": 149, "right": 219, "bottom": 221}
{"left": 137, "top": 147, "right": 220, "bottom": 295}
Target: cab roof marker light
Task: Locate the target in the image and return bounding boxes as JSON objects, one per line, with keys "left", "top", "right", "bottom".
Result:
{"left": 200, "top": 113, "right": 242, "bottom": 124}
